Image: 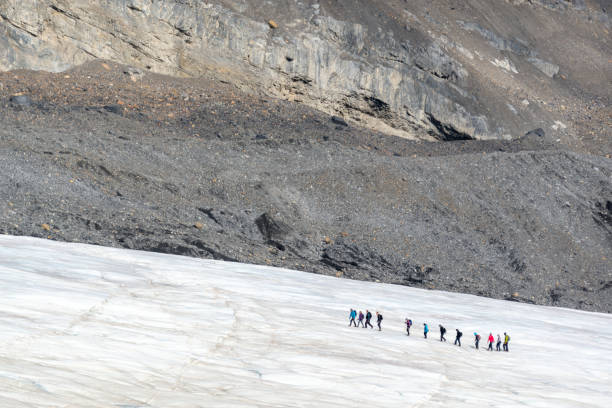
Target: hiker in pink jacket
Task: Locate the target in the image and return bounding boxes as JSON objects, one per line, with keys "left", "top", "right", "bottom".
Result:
{"left": 487, "top": 333, "right": 495, "bottom": 351}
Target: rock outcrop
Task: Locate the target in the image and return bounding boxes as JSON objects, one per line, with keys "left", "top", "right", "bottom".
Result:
{"left": 1, "top": 0, "right": 609, "bottom": 145}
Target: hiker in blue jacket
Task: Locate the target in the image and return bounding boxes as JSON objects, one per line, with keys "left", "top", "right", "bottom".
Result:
{"left": 348, "top": 309, "right": 357, "bottom": 327}
{"left": 424, "top": 323, "right": 429, "bottom": 339}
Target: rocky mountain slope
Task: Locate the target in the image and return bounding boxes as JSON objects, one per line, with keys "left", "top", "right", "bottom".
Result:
{"left": 1, "top": 62, "right": 610, "bottom": 312}
{"left": 0, "top": 1, "right": 610, "bottom": 311}
{"left": 1, "top": 0, "right": 610, "bottom": 149}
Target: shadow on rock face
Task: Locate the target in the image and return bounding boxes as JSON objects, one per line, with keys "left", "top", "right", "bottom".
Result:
{"left": 255, "top": 212, "right": 293, "bottom": 241}
{"left": 524, "top": 128, "right": 545, "bottom": 138}
{"left": 254, "top": 212, "right": 311, "bottom": 255}
{"left": 321, "top": 237, "right": 391, "bottom": 272}
{"left": 9, "top": 94, "right": 32, "bottom": 107}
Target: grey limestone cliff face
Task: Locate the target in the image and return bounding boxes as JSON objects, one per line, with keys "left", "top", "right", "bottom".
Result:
{"left": 0, "top": 0, "right": 485, "bottom": 140}
{"left": 1, "top": 0, "right": 609, "bottom": 144}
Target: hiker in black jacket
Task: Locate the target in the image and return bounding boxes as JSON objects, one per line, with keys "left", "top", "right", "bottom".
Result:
{"left": 365, "top": 310, "right": 373, "bottom": 329}
{"left": 376, "top": 312, "right": 383, "bottom": 331}
{"left": 439, "top": 325, "right": 447, "bottom": 342}
{"left": 454, "top": 329, "right": 462, "bottom": 346}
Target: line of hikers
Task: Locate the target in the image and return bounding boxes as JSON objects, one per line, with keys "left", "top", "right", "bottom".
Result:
{"left": 348, "top": 309, "right": 382, "bottom": 330}
{"left": 348, "top": 309, "right": 511, "bottom": 352}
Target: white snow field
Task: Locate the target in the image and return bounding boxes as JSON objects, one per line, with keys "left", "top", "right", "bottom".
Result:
{"left": 0, "top": 236, "right": 611, "bottom": 407}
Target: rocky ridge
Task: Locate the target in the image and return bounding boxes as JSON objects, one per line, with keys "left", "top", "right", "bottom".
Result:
{"left": 0, "top": 62, "right": 610, "bottom": 312}
{"left": 0, "top": 0, "right": 610, "bottom": 149}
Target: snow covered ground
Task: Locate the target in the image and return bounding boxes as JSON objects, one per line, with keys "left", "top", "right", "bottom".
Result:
{"left": 0, "top": 236, "right": 611, "bottom": 407}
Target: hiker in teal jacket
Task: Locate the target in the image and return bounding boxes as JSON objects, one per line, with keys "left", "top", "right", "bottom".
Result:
{"left": 348, "top": 309, "right": 357, "bottom": 327}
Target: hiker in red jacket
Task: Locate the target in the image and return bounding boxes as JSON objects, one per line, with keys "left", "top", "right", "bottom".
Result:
{"left": 487, "top": 333, "right": 495, "bottom": 351}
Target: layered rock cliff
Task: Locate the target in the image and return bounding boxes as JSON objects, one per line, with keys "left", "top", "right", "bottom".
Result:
{"left": 1, "top": 0, "right": 610, "bottom": 147}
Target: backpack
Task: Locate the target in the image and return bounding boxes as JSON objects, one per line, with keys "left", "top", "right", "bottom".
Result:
{"left": 407, "top": 319, "right": 412, "bottom": 326}
{"left": 476, "top": 334, "right": 481, "bottom": 341}
{"left": 458, "top": 331, "right": 463, "bottom": 338}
